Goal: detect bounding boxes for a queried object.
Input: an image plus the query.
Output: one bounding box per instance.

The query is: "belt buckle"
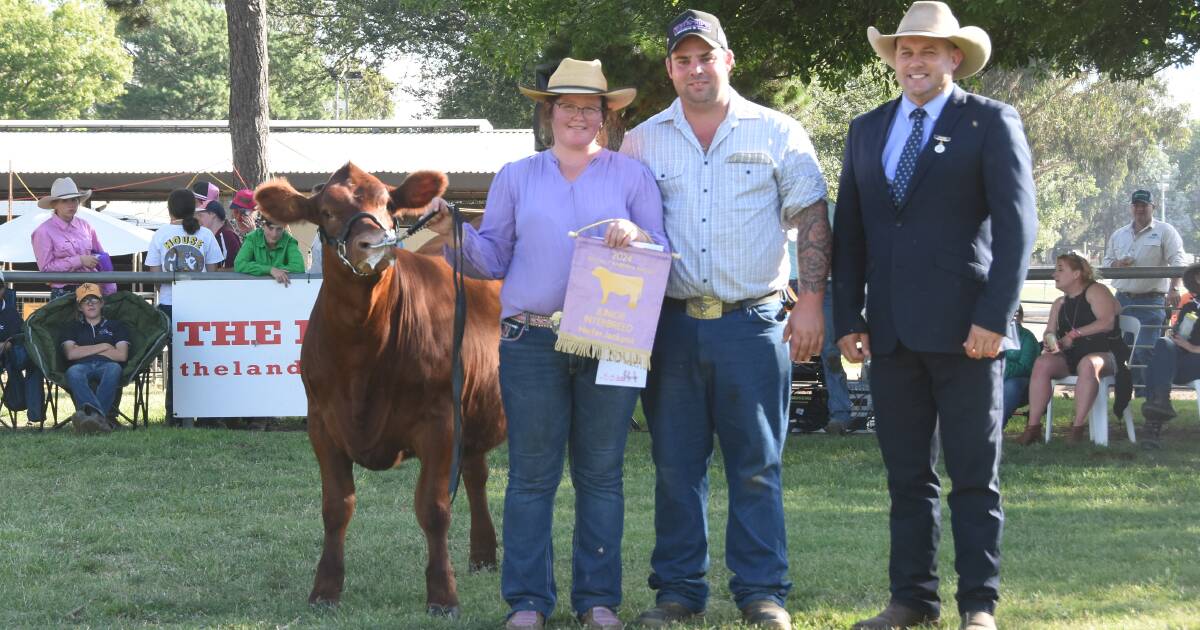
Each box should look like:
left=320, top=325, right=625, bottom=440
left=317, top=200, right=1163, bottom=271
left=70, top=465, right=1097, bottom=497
left=686, top=296, right=724, bottom=320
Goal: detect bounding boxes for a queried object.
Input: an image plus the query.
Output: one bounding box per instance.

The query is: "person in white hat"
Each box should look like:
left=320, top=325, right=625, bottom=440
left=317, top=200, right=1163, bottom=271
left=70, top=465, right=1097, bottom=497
left=831, top=3, right=1037, bottom=630
left=426, top=57, right=666, bottom=630
left=30, top=177, right=108, bottom=301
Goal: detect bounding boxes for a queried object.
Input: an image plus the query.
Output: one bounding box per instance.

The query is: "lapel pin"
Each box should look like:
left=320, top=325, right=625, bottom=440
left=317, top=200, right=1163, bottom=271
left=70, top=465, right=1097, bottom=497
left=933, top=135, right=951, bottom=154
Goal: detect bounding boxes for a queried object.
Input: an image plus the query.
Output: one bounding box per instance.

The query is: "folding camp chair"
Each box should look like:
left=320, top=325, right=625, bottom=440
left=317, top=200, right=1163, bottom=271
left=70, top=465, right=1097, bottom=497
left=25, top=291, right=169, bottom=429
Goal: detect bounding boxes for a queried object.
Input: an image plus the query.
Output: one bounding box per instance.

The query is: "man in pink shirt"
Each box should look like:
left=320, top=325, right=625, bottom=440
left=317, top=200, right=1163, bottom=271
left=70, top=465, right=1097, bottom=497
left=31, top=177, right=106, bottom=301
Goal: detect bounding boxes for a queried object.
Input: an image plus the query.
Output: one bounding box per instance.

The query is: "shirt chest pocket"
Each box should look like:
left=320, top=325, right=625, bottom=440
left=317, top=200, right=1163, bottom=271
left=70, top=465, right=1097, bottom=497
left=650, top=161, right=687, bottom=200
left=53, top=240, right=81, bottom=258
left=724, top=151, right=776, bottom=210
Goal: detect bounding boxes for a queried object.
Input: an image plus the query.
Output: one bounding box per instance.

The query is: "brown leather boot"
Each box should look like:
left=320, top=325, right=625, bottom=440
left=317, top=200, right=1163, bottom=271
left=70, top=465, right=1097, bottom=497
left=1014, top=423, right=1042, bottom=445
left=1067, top=424, right=1086, bottom=444
left=852, top=601, right=940, bottom=629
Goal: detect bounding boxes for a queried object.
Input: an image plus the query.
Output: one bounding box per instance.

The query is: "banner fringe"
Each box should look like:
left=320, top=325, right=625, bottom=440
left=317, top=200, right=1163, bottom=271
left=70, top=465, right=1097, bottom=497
left=554, top=333, right=651, bottom=370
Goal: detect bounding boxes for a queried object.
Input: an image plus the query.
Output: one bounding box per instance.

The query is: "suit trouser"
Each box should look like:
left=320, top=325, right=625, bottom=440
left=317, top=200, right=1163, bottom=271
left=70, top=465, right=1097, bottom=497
left=870, top=343, right=1003, bottom=616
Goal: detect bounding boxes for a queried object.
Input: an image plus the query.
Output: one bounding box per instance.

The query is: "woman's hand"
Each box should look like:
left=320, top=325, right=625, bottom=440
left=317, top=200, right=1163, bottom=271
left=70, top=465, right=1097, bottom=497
left=80, top=254, right=99, bottom=270
left=424, top=198, right=453, bottom=236
left=603, top=219, right=643, bottom=249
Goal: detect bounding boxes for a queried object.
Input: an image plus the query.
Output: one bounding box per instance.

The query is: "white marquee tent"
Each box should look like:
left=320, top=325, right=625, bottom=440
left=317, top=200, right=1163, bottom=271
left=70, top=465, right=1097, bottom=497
left=0, top=205, right=155, bottom=263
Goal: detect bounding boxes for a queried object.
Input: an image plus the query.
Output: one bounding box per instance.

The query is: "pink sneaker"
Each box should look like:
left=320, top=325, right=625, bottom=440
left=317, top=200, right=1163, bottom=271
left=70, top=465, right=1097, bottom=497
left=505, top=610, right=545, bottom=629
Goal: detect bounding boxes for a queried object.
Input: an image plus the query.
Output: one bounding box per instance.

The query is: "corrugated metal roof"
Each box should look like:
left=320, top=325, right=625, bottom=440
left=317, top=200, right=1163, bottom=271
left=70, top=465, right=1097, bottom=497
left=0, top=129, right=535, bottom=175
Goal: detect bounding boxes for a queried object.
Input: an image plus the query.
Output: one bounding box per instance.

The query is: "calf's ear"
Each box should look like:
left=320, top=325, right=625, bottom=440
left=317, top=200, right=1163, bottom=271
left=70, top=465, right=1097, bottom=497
left=389, top=170, right=448, bottom=216
left=255, top=178, right=318, bottom=224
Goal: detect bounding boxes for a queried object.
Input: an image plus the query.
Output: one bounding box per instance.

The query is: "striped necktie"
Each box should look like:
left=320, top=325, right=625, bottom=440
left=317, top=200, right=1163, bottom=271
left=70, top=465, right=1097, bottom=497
left=891, top=107, right=926, bottom=207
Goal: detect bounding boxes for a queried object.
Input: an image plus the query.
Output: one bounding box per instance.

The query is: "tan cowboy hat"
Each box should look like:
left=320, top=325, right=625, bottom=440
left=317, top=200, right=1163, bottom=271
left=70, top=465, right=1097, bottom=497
left=518, top=58, right=637, bottom=110
left=38, top=177, right=92, bottom=209
left=868, top=1, right=992, bottom=80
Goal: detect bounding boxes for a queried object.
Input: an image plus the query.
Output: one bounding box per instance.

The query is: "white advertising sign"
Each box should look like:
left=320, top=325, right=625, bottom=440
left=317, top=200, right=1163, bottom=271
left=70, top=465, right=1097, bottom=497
left=172, top=279, right=321, bottom=417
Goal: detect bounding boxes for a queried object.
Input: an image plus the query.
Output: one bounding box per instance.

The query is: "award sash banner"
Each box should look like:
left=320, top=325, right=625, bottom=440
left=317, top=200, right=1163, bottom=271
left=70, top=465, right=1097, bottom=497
left=555, top=237, right=671, bottom=369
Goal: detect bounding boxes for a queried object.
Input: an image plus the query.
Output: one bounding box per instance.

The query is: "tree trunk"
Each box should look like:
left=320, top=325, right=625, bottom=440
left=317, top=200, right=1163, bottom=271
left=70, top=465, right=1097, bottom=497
left=226, top=0, right=270, bottom=188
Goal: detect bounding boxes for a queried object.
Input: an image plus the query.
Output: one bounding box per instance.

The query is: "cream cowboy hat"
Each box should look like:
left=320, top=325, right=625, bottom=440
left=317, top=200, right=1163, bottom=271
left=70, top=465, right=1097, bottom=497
left=518, top=58, right=637, bottom=110
left=868, top=1, right=992, bottom=80
left=38, top=177, right=92, bottom=209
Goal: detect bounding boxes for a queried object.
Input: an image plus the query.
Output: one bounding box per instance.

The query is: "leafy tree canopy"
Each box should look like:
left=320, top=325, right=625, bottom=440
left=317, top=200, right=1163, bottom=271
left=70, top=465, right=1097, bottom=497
left=271, top=0, right=1200, bottom=127
left=100, top=0, right=393, bottom=119
left=0, top=0, right=132, bottom=119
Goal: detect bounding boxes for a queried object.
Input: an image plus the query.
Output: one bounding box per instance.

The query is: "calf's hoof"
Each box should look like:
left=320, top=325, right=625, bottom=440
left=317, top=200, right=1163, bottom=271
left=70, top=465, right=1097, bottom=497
left=428, top=604, right=461, bottom=618
left=308, top=589, right=341, bottom=607
left=469, top=558, right=498, bottom=573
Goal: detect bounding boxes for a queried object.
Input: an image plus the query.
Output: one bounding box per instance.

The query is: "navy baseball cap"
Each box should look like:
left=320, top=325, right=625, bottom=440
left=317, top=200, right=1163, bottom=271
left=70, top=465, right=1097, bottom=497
left=667, top=9, right=728, bottom=53
left=1131, top=189, right=1153, bottom=204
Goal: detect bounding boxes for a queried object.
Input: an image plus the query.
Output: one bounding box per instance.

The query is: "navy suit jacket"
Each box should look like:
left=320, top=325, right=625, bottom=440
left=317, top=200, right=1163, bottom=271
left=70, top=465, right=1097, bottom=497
left=832, top=86, right=1037, bottom=355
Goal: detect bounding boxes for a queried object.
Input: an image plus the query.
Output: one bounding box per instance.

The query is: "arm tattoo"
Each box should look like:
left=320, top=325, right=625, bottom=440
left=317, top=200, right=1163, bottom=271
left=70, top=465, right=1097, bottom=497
left=792, top=199, right=832, bottom=294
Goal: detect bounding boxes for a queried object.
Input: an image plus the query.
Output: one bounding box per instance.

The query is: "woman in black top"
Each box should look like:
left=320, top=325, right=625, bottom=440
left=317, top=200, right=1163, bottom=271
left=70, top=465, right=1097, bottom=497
left=1016, top=253, right=1118, bottom=445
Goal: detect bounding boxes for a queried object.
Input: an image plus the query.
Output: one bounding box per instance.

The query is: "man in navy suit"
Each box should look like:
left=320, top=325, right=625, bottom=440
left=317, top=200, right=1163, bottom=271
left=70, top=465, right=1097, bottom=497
left=832, top=3, right=1036, bottom=629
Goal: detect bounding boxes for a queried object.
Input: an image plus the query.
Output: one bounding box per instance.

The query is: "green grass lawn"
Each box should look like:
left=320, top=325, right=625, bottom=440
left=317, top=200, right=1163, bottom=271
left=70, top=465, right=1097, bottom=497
left=2, top=390, right=1198, bottom=629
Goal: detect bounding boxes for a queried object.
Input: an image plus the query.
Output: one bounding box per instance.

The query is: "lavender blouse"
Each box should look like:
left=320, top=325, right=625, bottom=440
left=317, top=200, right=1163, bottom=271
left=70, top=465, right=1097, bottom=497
left=450, top=148, right=666, bottom=319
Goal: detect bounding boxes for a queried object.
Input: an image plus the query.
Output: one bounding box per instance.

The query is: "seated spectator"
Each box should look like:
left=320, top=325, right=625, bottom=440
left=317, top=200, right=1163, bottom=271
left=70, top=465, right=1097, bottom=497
left=197, top=200, right=242, bottom=270
left=1002, top=305, right=1038, bottom=427
left=60, top=284, right=130, bottom=434
left=31, top=177, right=108, bottom=301
left=235, top=217, right=304, bottom=286
left=1017, top=253, right=1118, bottom=445
left=1139, top=262, right=1200, bottom=448
left=0, top=287, right=45, bottom=424
left=228, top=188, right=258, bottom=239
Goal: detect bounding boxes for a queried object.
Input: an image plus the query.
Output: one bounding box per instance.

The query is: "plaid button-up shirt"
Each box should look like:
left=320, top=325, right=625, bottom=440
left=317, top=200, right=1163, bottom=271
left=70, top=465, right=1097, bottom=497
left=621, top=90, right=826, bottom=302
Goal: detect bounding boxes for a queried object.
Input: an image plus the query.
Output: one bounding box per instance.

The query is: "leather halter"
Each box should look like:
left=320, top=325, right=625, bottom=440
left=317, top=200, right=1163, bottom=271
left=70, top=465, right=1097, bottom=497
left=318, top=211, right=397, bottom=277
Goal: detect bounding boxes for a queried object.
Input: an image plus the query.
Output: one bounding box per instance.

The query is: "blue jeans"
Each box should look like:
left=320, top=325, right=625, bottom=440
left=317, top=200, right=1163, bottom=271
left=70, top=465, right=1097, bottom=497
left=3, top=344, right=45, bottom=422
left=64, top=361, right=122, bottom=416
left=1144, top=336, right=1200, bottom=396
left=641, top=298, right=792, bottom=611
left=499, top=322, right=638, bottom=618
left=1001, top=376, right=1029, bottom=427
left=1116, top=293, right=1167, bottom=394
left=822, top=283, right=851, bottom=421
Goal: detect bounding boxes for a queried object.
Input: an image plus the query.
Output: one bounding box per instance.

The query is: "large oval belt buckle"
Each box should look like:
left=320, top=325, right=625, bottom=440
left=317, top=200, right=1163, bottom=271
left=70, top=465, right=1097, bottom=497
left=686, top=296, right=724, bottom=320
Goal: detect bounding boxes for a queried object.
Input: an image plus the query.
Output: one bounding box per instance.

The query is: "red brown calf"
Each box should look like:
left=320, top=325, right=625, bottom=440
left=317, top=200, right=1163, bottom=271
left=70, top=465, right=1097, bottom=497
left=255, top=163, right=506, bottom=616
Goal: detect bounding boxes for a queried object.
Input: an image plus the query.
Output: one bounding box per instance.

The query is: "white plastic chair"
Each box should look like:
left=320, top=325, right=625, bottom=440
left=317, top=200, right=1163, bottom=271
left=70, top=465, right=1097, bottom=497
left=1045, top=315, right=1139, bottom=446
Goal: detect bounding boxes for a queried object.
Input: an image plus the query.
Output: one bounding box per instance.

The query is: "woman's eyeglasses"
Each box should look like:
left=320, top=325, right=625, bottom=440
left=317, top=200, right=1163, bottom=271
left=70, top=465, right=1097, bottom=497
left=554, top=102, right=603, bottom=119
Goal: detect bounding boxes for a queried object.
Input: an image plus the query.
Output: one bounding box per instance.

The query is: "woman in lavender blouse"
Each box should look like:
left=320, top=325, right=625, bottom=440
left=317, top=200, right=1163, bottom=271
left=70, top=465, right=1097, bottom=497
left=429, top=58, right=665, bottom=630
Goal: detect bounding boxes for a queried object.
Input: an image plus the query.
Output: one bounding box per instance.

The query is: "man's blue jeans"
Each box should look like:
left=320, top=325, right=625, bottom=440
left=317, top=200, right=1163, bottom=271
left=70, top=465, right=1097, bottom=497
left=1144, top=336, right=1200, bottom=395
left=1002, top=376, right=1029, bottom=427
left=822, top=283, right=852, bottom=421
left=4, top=344, right=45, bottom=422
left=64, top=361, right=122, bottom=417
left=641, top=298, right=792, bottom=612
left=498, top=322, right=638, bottom=618
left=1116, top=293, right=1167, bottom=395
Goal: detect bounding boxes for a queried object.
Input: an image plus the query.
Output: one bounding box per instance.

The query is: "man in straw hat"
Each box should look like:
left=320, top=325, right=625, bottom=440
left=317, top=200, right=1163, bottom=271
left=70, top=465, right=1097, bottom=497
left=620, top=9, right=830, bottom=630
left=832, top=3, right=1036, bottom=629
